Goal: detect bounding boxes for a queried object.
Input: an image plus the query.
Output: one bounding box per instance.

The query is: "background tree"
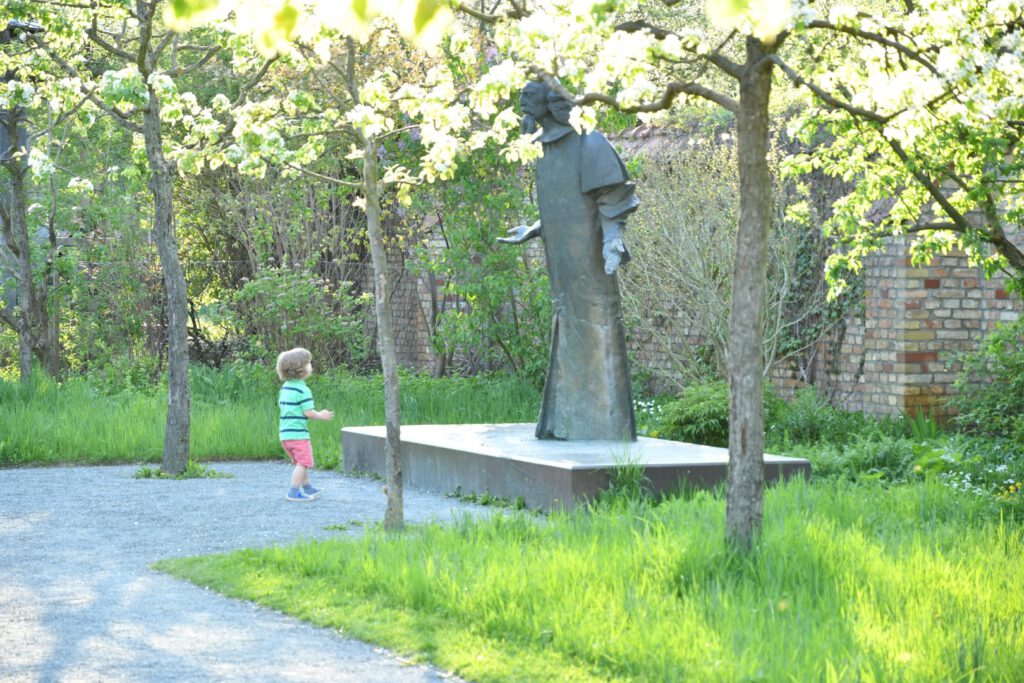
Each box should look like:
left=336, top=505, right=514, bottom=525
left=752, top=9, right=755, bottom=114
left=620, top=132, right=837, bottom=390
left=210, top=7, right=537, bottom=524
left=777, top=0, right=1024, bottom=295
left=409, top=127, right=549, bottom=379
left=22, top=0, right=236, bottom=473
left=0, top=17, right=87, bottom=382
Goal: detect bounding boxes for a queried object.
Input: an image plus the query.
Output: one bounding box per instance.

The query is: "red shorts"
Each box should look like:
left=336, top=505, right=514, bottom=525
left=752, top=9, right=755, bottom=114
left=281, top=439, right=314, bottom=468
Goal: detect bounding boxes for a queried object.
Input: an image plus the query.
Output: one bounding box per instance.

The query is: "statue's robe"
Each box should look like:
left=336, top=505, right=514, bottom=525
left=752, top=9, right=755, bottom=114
left=534, top=123, right=639, bottom=441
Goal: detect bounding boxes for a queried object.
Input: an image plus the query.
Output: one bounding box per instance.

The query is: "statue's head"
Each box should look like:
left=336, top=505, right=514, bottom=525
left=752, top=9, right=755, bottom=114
left=519, top=81, right=550, bottom=118
left=546, top=91, right=574, bottom=126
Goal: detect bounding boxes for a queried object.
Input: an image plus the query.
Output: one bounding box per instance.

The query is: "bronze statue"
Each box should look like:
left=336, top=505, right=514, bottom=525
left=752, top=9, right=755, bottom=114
left=500, top=81, right=639, bottom=441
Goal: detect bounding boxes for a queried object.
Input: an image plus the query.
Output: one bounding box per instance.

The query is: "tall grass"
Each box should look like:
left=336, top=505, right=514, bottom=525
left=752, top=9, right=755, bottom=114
left=0, top=369, right=539, bottom=466
left=159, top=479, right=1024, bottom=682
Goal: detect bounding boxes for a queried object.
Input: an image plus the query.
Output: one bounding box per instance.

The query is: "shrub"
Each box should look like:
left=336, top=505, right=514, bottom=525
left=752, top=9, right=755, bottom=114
left=786, top=434, right=922, bottom=483
left=951, top=317, right=1024, bottom=440
left=214, top=268, right=369, bottom=367
left=767, top=387, right=882, bottom=447
left=657, top=380, right=781, bottom=447
left=85, top=353, right=165, bottom=396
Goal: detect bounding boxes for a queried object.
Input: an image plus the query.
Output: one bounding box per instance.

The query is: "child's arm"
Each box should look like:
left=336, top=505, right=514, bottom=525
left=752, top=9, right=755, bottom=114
left=304, top=408, right=335, bottom=420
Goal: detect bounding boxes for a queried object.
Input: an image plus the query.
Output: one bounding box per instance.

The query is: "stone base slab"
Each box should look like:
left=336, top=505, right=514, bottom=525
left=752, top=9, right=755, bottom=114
left=341, top=423, right=811, bottom=511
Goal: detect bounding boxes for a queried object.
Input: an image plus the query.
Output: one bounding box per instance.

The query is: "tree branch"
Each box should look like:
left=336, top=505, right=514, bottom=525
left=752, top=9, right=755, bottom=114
left=771, top=55, right=888, bottom=123
left=32, top=38, right=145, bottom=133
left=805, top=19, right=940, bottom=78
left=168, top=44, right=221, bottom=78
left=86, top=18, right=135, bottom=62
left=135, top=1, right=157, bottom=73
left=0, top=304, right=15, bottom=329
left=285, top=162, right=362, bottom=188
left=579, top=79, right=738, bottom=114
left=232, top=56, right=278, bottom=108
left=615, top=21, right=743, bottom=80
left=452, top=0, right=530, bottom=22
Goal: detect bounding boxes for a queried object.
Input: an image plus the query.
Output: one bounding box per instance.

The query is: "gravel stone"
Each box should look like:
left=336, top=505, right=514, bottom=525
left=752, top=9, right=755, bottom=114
left=0, top=462, right=489, bottom=682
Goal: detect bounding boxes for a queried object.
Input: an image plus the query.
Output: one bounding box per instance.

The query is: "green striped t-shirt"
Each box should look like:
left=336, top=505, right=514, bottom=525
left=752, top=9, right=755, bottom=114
left=278, top=380, right=314, bottom=441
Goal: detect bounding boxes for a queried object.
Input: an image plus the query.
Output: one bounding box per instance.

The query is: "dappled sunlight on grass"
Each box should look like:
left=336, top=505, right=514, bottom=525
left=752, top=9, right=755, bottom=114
left=158, top=479, right=1024, bottom=681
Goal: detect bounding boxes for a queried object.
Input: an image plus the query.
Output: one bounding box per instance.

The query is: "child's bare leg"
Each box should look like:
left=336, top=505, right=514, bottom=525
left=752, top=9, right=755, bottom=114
left=291, top=465, right=307, bottom=489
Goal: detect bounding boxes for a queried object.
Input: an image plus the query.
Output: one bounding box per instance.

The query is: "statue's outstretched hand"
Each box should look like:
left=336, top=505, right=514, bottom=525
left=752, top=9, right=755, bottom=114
left=603, top=238, right=629, bottom=275
left=498, top=221, right=541, bottom=244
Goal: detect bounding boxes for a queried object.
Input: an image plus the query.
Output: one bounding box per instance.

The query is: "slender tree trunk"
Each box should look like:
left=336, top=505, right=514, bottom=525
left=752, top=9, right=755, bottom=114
left=363, top=136, right=404, bottom=528
left=142, top=81, right=191, bottom=475
left=726, top=37, right=774, bottom=551
left=3, top=109, right=38, bottom=383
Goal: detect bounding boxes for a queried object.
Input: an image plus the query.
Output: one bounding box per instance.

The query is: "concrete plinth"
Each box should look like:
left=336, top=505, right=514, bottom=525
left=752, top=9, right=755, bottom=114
left=341, top=423, right=811, bottom=511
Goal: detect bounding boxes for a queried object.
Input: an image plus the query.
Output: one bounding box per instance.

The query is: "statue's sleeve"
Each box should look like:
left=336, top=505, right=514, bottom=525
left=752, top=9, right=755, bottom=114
left=580, top=132, right=640, bottom=220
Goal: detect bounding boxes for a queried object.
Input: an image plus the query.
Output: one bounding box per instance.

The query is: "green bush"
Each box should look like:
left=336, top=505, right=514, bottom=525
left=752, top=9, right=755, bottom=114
left=657, top=380, right=781, bottom=447
left=85, top=353, right=165, bottom=396
left=951, top=317, right=1024, bottom=440
left=214, top=268, right=369, bottom=367
left=766, top=387, right=901, bottom=448
left=785, top=434, right=924, bottom=483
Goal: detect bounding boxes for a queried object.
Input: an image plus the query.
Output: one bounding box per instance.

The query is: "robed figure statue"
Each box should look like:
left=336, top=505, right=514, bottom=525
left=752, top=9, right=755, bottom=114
left=500, top=81, right=639, bottom=441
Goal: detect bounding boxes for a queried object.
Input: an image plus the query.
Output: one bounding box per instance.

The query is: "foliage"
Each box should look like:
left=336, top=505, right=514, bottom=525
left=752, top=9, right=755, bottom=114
left=215, top=267, right=369, bottom=367
left=766, top=386, right=901, bottom=448
left=656, top=380, right=782, bottom=447
left=85, top=353, right=166, bottom=397
left=950, top=317, right=1024, bottom=440
left=446, top=486, right=527, bottom=511
left=791, top=434, right=922, bottom=483
left=766, top=393, right=1024, bottom=518
left=784, top=0, right=1024, bottom=294
left=935, top=434, right=1024, bottom=518
left=159, top=478, right=1024, bottom=682
left=633, top=395, right=666, bottom=437
left=592, top=448, right=654, bottom=509
left=620, top=134, right=844, bottom=387
left=410, top=141, right=549, bottom=378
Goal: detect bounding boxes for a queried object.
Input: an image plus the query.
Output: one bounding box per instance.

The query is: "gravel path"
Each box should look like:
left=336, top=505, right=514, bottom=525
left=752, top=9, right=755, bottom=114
left=0, top=462, right=489, bottom=682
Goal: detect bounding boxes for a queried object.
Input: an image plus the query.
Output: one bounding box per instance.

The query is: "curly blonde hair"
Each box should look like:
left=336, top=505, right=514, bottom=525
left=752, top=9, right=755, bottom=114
left=276, top=347, right=312, bottom=381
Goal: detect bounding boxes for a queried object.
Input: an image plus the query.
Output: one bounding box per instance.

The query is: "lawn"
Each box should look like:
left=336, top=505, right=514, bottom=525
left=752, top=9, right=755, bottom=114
left=6, top=369, right=1023, bottom=680
left=157, top=478, right=1024, bottom=682
left=0, top=367, right=540, bottom=467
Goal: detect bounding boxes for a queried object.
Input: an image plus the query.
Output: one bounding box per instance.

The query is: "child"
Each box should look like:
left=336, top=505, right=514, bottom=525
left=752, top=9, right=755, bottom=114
left=276, top=347, right=334, bottom=502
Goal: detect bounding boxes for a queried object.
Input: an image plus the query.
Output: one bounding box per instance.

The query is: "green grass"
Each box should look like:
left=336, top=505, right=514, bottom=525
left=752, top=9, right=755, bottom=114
left=0, top=369, right=539, bottom=467
left=157, top=479, right=1024, bottom=682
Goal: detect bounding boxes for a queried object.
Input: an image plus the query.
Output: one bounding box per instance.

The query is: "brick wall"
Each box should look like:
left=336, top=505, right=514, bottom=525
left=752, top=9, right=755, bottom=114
left=772, top=236, right=1021, bottom=418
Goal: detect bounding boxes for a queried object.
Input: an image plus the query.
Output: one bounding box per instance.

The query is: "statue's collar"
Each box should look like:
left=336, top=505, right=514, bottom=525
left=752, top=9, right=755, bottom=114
left=535, top=123, right=575, bottom=144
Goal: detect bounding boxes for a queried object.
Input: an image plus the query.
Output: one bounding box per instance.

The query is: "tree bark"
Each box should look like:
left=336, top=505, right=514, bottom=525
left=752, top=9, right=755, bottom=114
left=2, top=109, right=41, bottom=383
left=138, top=16, right=190, bottom=475
left=726, top=37, right=774, bottom=552
left=363, top=136, right=404, bottom=529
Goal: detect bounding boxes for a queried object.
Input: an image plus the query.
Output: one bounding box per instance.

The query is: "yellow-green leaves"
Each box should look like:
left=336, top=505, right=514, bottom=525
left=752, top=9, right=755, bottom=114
left=706, top=0, right=793, bottom=44
left=165, top=0, right=455, bottom=52
left=165, top=0, right=226, bottom=31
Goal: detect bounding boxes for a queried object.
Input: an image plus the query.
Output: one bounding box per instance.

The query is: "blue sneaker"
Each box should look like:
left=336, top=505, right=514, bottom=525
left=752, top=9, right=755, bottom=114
left=285, top=489, right=315, bottom=502
left=302, top=485, right=321, bottom=499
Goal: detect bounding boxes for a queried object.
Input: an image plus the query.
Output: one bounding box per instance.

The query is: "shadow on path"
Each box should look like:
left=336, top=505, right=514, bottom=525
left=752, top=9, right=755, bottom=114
left=0, top=462, right=483, bottom=682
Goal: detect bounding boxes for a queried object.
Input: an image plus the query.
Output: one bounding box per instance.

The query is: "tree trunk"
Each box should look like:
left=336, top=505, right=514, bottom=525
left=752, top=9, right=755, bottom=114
left=364, top=136, right=404, bottom=529
left=2, top=109, right=38, bottom=383
left=142, top=82, right=191, bottom=475
left=726, top=37, right=774, bottom=551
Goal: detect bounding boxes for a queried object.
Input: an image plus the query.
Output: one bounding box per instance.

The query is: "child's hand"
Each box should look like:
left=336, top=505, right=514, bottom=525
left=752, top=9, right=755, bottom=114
left=320, top=409, right=335, bottom=420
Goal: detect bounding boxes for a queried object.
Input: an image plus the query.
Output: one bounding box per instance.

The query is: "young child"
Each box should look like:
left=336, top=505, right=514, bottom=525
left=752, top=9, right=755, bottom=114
left=276, top=347, right=334, bottom=502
